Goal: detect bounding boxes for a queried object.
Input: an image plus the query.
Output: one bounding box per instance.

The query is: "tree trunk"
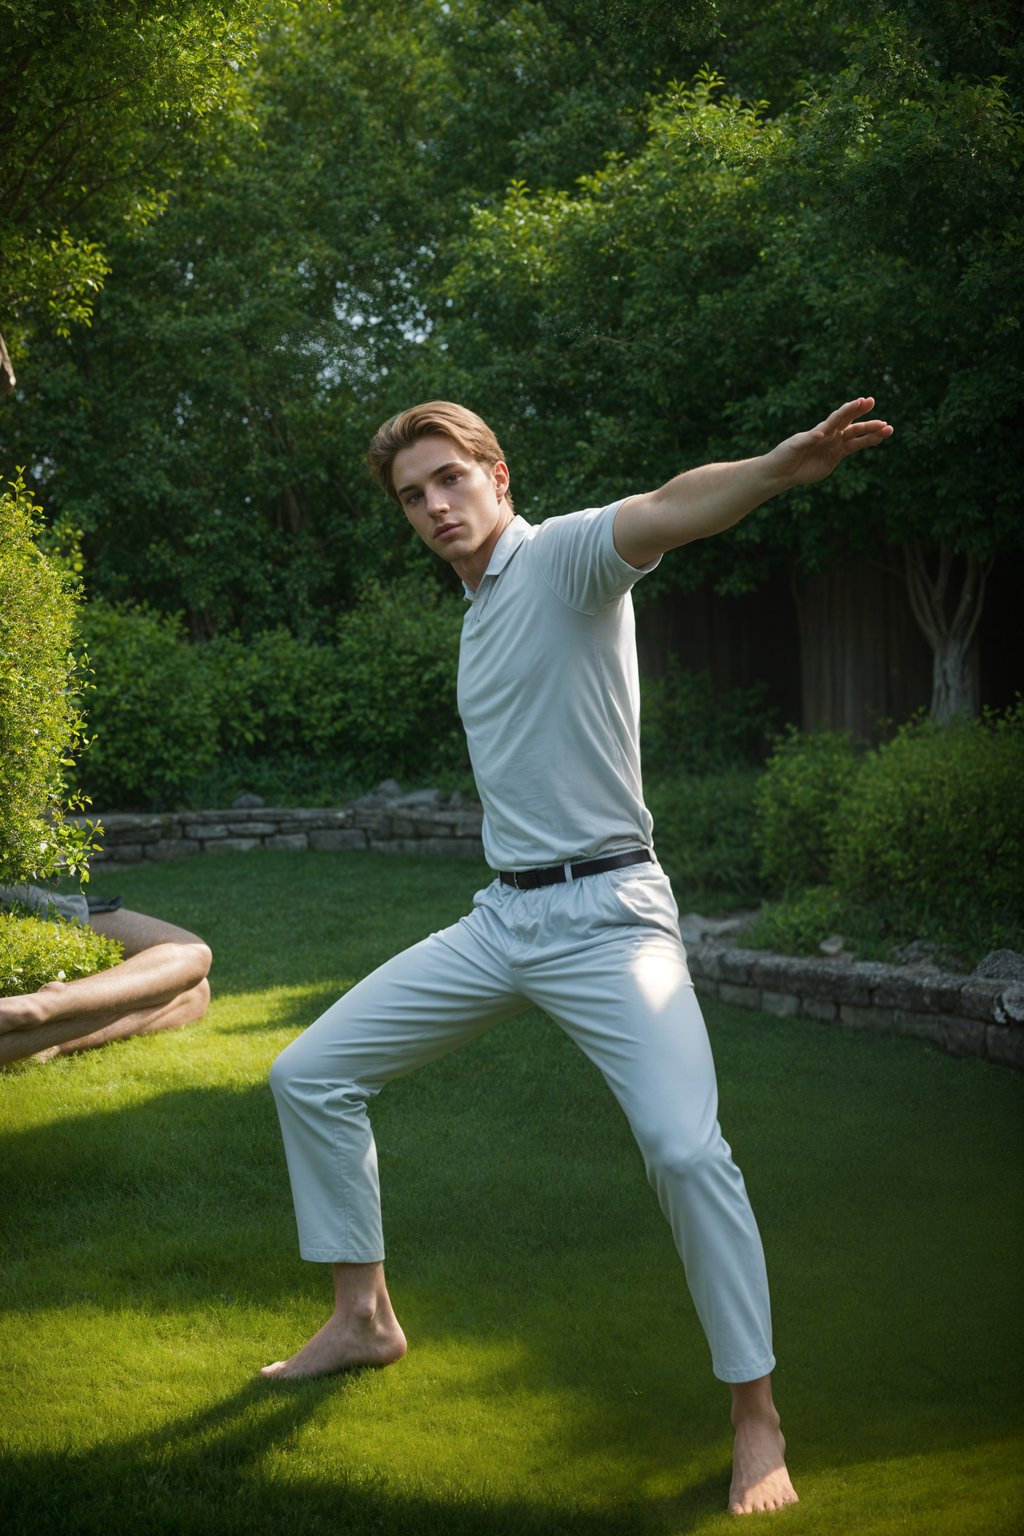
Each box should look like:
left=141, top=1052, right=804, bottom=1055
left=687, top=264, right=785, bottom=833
left=0, top=332, right=15, bottom=397
left=903, top=540, right=990, bottom=723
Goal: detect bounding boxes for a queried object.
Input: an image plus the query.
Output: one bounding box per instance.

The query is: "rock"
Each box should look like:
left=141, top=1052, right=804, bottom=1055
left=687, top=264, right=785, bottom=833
left=892, top=939, right=967, bottom=972
left=376, top=779, right=402, bottom=798
left=679, top=910, right=760, bottom=944
left=819, top=934, right=846, bottom=957
left=974, top=949, right=1024, bottom=983
left=395, top=788, right=440, bottom=807
left=232, top=793, right=265, bottom=809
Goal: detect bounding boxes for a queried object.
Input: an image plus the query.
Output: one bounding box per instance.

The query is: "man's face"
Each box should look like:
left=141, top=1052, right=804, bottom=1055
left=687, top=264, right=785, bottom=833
left=393, top=433, right=511, bottom=589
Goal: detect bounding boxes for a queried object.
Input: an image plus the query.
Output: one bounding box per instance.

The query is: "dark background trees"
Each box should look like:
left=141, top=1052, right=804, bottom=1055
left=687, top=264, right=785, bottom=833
left=1, top=0, right=1021, bottom=738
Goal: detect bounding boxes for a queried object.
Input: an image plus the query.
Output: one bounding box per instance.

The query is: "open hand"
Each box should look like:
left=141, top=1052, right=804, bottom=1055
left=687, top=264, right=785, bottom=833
left=767, top=397, right=893, bottom=487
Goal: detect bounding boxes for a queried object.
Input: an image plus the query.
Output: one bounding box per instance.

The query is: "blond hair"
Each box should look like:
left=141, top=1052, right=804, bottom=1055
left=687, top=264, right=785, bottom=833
left=366, top=401, right=514, bottom=512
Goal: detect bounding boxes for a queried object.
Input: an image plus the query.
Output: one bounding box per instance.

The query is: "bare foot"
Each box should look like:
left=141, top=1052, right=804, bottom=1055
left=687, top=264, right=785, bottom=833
left=260, top=1311, right=407, bottom=1380
left=728, top=1413, right=799, bottom=1515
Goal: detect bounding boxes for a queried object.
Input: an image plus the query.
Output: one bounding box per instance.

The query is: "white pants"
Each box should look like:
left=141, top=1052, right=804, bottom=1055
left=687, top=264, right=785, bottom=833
left=269, top=862, right=776, bottom=1382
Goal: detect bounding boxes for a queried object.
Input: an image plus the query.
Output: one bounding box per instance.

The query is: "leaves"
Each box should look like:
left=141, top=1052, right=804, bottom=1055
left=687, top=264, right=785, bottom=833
left=0, top=473, right=99, bottom=884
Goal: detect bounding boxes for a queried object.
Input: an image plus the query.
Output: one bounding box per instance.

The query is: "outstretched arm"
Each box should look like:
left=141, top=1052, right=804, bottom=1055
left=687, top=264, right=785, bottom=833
left=613, top=396, right=893, bottom=568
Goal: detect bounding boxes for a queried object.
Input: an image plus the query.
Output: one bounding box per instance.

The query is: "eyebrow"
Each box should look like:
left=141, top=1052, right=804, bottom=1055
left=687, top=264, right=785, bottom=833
left=396, top=460, right=463, bottom=499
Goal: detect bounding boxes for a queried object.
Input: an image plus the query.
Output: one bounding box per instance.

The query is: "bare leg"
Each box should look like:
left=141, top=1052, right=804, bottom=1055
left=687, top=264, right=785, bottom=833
left=27, top=978, right=211, bottom=1062
left=261, top=1262, right=408, bottom=1380
left=0, top=910, right=212, bottom=1065
left=728, top=1375, right=799, bottom=1515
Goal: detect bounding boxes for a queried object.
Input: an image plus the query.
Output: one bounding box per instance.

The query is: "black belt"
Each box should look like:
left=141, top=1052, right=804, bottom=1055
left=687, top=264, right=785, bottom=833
left=499, top=848, right=653, bottom=891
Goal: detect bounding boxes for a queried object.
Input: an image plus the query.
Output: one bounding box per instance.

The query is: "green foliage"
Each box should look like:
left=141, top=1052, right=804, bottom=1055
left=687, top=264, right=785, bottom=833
left=0, top=473, right=98, bottom=884
left=748, top=707, right=1024, bottom=960
left=0, top=908, right=123, bottom=996
left=78, top=603, right=221, bottom=811
left=746, top=885, right=852, bottom=957
left=434, top=8, right=1023, bottom=596
left=332, top=577, right=467, bottom=785
left=754, top=727, right=860, bottom=893
left=77, top=580, right=466, bottom=810
left=0, top=0, right=271, bottom=358
left=205, top=628, right=344, bottom=761
left=830, top=706, right=1024, bottom=956
left=641, top=663, right=778, bottom=778
left=647, top=770, right=762, bottom=901
left=2, top=1, right=1019, bottom=639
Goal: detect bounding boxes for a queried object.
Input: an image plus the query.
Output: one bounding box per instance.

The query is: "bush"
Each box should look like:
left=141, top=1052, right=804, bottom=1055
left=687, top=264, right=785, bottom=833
left=331, top=576, right=466, bottom=785
left=210, top=627, right=345, bottom=762
left=647, top=770, right=762, bottom=903
left=641, top=662, right=778, bottom=778
left=754, top=727, right=861, bottom=893
left=830, top=705, right=1024, bottom=957
left=78, top=602, right=221, bottom=810
left=746, top=886, right=845, bottom=956
left=0, top=472, right=97, bottom=883
left=0, top=908, right=123, bottom=996
left=78, top=579, right=468, bottom=810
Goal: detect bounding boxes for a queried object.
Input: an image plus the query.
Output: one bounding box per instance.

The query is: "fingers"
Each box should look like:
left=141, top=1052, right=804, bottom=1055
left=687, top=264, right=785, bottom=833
left=820, top=396, right=892, bottom=449
left=822, top=396, right=874, bottom=431
left=842, top=421, right=894, bottom=453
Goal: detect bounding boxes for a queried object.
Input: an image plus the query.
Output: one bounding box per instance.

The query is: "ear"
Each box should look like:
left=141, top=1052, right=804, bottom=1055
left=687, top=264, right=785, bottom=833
left=493, top=459, right=510, bottom=502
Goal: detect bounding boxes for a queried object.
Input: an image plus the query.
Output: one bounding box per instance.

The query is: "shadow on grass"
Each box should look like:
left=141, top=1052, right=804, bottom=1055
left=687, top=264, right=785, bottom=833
left=3, top=1058, right=1022, bottom=1494
left=5, top=847, right=1024, bottom=1532
left=1, top=1373, right=720, bottom=1536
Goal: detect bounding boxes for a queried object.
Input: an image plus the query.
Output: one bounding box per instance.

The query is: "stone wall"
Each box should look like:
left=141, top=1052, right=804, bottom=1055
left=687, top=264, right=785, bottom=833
left=81, top=792, right=486, bottom=867
left=687, top=941, right=1024, bottom=1070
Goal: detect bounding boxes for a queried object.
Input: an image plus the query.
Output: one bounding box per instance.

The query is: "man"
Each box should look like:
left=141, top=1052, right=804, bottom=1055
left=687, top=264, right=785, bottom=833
left=262, top=396, right=892, bottom=1515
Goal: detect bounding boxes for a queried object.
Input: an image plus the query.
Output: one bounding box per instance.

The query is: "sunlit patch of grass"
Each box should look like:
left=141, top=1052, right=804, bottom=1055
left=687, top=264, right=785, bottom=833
left=2, top=851, right=1022, bottom=1535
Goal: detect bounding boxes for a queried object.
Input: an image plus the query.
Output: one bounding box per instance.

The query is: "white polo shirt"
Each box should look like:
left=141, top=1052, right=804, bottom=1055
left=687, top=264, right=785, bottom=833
left=458, top=503, right=659, bottom=871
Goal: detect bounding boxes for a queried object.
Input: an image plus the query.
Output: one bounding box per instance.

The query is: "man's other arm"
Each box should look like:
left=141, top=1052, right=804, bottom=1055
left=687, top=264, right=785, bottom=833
left=613, top=396, right=893, bottom=569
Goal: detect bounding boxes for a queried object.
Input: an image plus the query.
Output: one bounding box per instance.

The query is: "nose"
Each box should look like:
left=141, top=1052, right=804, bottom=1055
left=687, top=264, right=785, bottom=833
left=425, top=486, right=449, bottom=518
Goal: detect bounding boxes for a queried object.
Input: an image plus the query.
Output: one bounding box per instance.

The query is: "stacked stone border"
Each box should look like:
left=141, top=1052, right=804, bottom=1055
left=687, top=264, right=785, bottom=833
left=82, top=796, right=486, bottom=866
left=80, top=805, right=1023, bottom=1070
left=686, top=941, right=1024, bottom=1071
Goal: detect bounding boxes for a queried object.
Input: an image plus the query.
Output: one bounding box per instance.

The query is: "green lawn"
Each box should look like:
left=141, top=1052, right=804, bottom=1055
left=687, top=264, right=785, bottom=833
left=2, top=850, right=1022, bottom=1535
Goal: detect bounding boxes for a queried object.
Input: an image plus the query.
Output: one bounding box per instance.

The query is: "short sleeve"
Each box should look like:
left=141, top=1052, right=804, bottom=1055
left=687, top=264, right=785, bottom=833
left=530, top=502, right=660, bottom=613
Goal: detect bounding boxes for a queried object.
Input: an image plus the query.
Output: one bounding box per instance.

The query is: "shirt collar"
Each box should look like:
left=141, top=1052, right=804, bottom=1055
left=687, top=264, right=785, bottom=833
left=462, top=515, right=531, bottom=599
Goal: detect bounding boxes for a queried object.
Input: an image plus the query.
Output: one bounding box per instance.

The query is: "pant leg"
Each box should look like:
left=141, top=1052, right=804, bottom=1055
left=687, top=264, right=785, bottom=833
left=269, top=906, right=525, bottom=1262
left=502, top=866, right=776, bottom=1383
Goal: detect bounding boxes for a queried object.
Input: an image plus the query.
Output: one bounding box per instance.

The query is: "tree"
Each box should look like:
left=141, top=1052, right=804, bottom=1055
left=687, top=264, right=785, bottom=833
left=429, top=5, right=1023, bottom=719
left=0, top=0, right=723, bottom=630
left=0, top=0, right=269, bottom=373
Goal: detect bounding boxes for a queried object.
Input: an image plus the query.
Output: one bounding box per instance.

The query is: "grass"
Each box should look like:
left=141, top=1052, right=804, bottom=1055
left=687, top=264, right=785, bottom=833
left=1, top=849, right=1022, bottom=1536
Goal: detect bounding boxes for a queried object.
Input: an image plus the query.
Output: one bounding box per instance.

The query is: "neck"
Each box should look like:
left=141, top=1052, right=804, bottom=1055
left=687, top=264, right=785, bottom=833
left=456, top=509, right=515, bottom=591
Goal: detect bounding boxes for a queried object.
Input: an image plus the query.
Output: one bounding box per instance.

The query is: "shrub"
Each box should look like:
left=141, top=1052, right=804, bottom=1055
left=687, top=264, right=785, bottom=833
left=78, top=579, right=468, bottom=810
left=647, top=770, right=762, bottom=902
left=332, top=576, right=467, bottom=785
left=0, top=472, right=97, bottom=883
left=747, top=886, right=852, bottom=957
left=0, top=908, right=123, bottom=996
left=754, top=727, right=861, bottom=893
left=830, top=705, right=1024, bottom=956
left=78, top=602, right=220, bottom=809
left=202, top=627, right=348, bottom=764
left=641, top=662, right=778, bottom=778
